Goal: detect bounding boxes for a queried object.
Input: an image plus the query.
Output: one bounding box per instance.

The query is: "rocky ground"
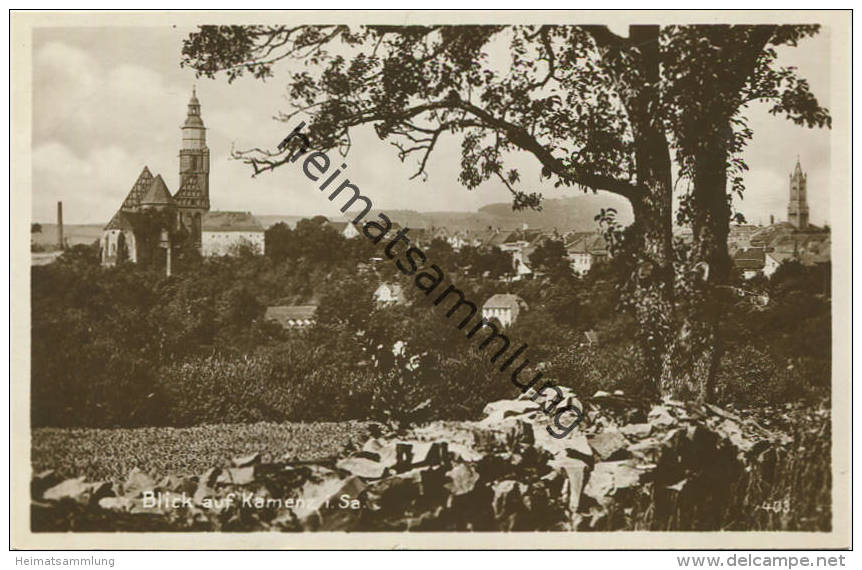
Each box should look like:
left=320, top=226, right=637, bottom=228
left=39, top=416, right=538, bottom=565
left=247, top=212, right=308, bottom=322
left=31, top=389, right=830, bottom=532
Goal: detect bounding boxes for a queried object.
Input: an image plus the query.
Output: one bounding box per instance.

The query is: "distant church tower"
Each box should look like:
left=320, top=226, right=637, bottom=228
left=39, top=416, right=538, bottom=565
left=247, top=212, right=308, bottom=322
left=173, top=87, right=211, bottom=246
left=787, top=157, right=809, bottom=230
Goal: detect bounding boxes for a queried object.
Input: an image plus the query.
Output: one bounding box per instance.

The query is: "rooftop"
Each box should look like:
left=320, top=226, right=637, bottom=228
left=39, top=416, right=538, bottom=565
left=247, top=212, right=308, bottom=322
left=264, top=305, right=318, bottom=327
left=202, top=211, right=264, bottom=232
left=483, top=293, right=527, bottom=310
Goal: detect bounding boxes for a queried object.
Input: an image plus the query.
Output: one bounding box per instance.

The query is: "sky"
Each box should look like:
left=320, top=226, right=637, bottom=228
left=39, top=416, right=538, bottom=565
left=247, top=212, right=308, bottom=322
left=31, top=25, right=833, bottom=226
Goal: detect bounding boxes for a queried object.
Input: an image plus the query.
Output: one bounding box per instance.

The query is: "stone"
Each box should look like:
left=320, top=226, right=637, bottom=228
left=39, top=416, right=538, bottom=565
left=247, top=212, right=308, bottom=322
left=216, top=466, right=256, bottom=485
left=125, top=467, right=156, bottom=497
left=362, top=439, right=399, bottom=468
left=43, top=477, right=88, bottom=502
left=43, top=477, right=111, bottom=505
left=583, top=460, right=642, bottom=502
left=648, top=405, right=677, bottom=428
left=620, top=422, right=653, bottom=439
left=231, top=452, right=261, bottom=467
left=199, top=467, right=221, bottom=488
left=713, top=418, right=755, bottom=452
left=608, top=461, right=641, bottom=490
left=31, top=469, right=61, bottom=499
left=533, top=428, right=592, bottom=461
left=587, top=430, right=629, bottom=460
left=396, top=442, right=419, bottom=471
left=193, top=483, right=214, bottom=506
left=505, top=420, right=535, bottom=448
left=98, top=496, right=138, bottom=513
left=193, top=469, right=221, bottom=505
left=593, top=390, right=611, bottom=398
left=565, top=434, right=594, bottom=461
left=583, top=465, right=614, bottom=502
left=157, top=474, right=196, bottom=495
left=627, top=438, right=664, bottom=463
left=336, top=456, right=388, bottom=479
left=445, top=463, right=479, bottom=496
left=448, top=442, right=483, bottom=462
left=423, top=442, right=451, bottom=467
left=366, top=468, right=424, bottom=512
left=482, top=399, right=540, bottom=422
left=705, top=403, right=743, bottom=423
left=548, top=456, right=588, bottom=513
left=296, top=475, right=367, bottom=530
left=492, top=480, right=529, bottom=529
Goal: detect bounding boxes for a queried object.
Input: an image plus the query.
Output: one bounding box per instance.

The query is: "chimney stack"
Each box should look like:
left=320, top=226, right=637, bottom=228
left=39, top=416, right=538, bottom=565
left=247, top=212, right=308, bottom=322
left=770, top=214, right=775, bottom=226
left=57, top=201, right=64, bottom=250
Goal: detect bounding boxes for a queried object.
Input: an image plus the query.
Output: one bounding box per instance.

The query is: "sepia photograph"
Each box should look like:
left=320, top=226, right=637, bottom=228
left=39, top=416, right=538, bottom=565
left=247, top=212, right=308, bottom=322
left=10, top=9, right=851, bottom=550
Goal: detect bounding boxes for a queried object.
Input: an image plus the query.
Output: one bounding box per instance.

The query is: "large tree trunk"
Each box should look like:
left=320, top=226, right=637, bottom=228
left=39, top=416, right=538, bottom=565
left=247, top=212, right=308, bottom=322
left=660, top=128, right=732, bottom=402
left=620, top=25, right=677, bottom=398
left=656, top=28, right=777, bottom=402
left=628, top=152, right=675, bottom=398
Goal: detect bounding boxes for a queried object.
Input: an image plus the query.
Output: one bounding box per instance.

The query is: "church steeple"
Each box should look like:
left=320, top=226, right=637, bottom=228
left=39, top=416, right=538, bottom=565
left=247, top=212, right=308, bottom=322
left=788, top=156, right=809, bottom=230
left=184, top=86, right=204, bottom=128
left=175, top=87, right=210, bottom=246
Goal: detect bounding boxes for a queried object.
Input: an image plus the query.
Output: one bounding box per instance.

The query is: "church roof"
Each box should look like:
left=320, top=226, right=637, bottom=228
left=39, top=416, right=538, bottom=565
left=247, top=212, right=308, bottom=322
left=104, top=210, right=135, bottom=231
left=184, top=88, right=205, bottom=128
left=140, top=174, right=174, bottom=206
left=173, top=175, right=210, bottom=210
left=120, top=166, right=154, bottom=210
left=793, top=158, right=804, bottom=176
left=202, top=211, right=264, bottom=232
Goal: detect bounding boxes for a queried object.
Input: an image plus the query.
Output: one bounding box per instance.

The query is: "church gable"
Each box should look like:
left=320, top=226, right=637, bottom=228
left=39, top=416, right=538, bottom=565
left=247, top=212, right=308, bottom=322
left=104, top=210, right=133, bottom=231
left=121, top=166, right=154, bottom=211
left=173, top=175, right=210, bottom=210
left=140, top=174, right=175, bottom=207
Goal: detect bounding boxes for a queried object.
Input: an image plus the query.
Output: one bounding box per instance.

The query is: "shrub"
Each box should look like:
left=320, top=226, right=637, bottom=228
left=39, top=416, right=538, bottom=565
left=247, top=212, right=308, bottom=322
left=546, top=344, right=651, bottom=398
left=714, top=346, right=828, bottom=408
left=157, top=355, right=291, bottom=426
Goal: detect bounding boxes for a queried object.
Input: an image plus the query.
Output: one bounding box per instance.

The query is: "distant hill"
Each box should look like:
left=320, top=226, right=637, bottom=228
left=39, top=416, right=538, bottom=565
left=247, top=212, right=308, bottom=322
left=36, top=194, right=633, bottom=247
left=254, top=215, right=308, bottom=229
left=474, top=194, right=633, bottom=232
left=258, top=194, right=633, bottom=233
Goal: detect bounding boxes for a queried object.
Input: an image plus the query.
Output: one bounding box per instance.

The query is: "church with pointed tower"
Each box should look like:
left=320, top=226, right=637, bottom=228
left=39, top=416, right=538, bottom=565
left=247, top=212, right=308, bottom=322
left=787, top=157, right=810, bottom=230
left=100, top=89, right=264, bottom=267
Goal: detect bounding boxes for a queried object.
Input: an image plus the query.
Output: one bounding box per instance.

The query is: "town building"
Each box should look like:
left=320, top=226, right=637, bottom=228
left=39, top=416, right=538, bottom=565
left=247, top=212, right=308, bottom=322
left=201, top=211, right=265, bottom=256
left=763, top=251, right=794, bottom=278
left=327, top=221, right=361, bottom=239
left=264, top=305, right=318, bottom=328
left=481, top=293, right=528, bottom=327
left=733, top=247, right=767, bottom=279
left=565, top=233, right=609, bottom=275
left=373, top=282, right=407, bottom=306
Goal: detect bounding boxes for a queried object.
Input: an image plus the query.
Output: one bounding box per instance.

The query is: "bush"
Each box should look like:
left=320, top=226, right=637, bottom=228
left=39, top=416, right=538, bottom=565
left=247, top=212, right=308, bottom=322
left=546, top=344, right=651, bottom=398
left=714, top=346, right=827, bottom=408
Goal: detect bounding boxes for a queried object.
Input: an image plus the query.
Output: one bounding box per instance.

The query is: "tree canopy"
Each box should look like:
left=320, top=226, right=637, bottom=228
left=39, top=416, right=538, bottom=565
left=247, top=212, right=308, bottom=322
left=182, top=23, right=830, bottom=400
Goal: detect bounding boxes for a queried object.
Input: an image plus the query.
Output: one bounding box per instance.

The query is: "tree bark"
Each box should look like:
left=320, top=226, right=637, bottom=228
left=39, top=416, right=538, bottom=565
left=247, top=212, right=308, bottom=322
left=619, top=25, right=677, bottom=397
left=660, top=127, right=732, bottom=402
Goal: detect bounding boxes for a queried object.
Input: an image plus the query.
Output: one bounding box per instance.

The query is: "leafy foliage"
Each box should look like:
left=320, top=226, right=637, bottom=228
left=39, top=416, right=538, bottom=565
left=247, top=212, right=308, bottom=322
left=32, top=215, right=829, bottom=428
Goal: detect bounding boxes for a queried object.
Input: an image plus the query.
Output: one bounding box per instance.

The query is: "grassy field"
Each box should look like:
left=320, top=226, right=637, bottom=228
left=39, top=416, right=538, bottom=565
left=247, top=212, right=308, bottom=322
left=32, top=421, right=373, bottom=481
